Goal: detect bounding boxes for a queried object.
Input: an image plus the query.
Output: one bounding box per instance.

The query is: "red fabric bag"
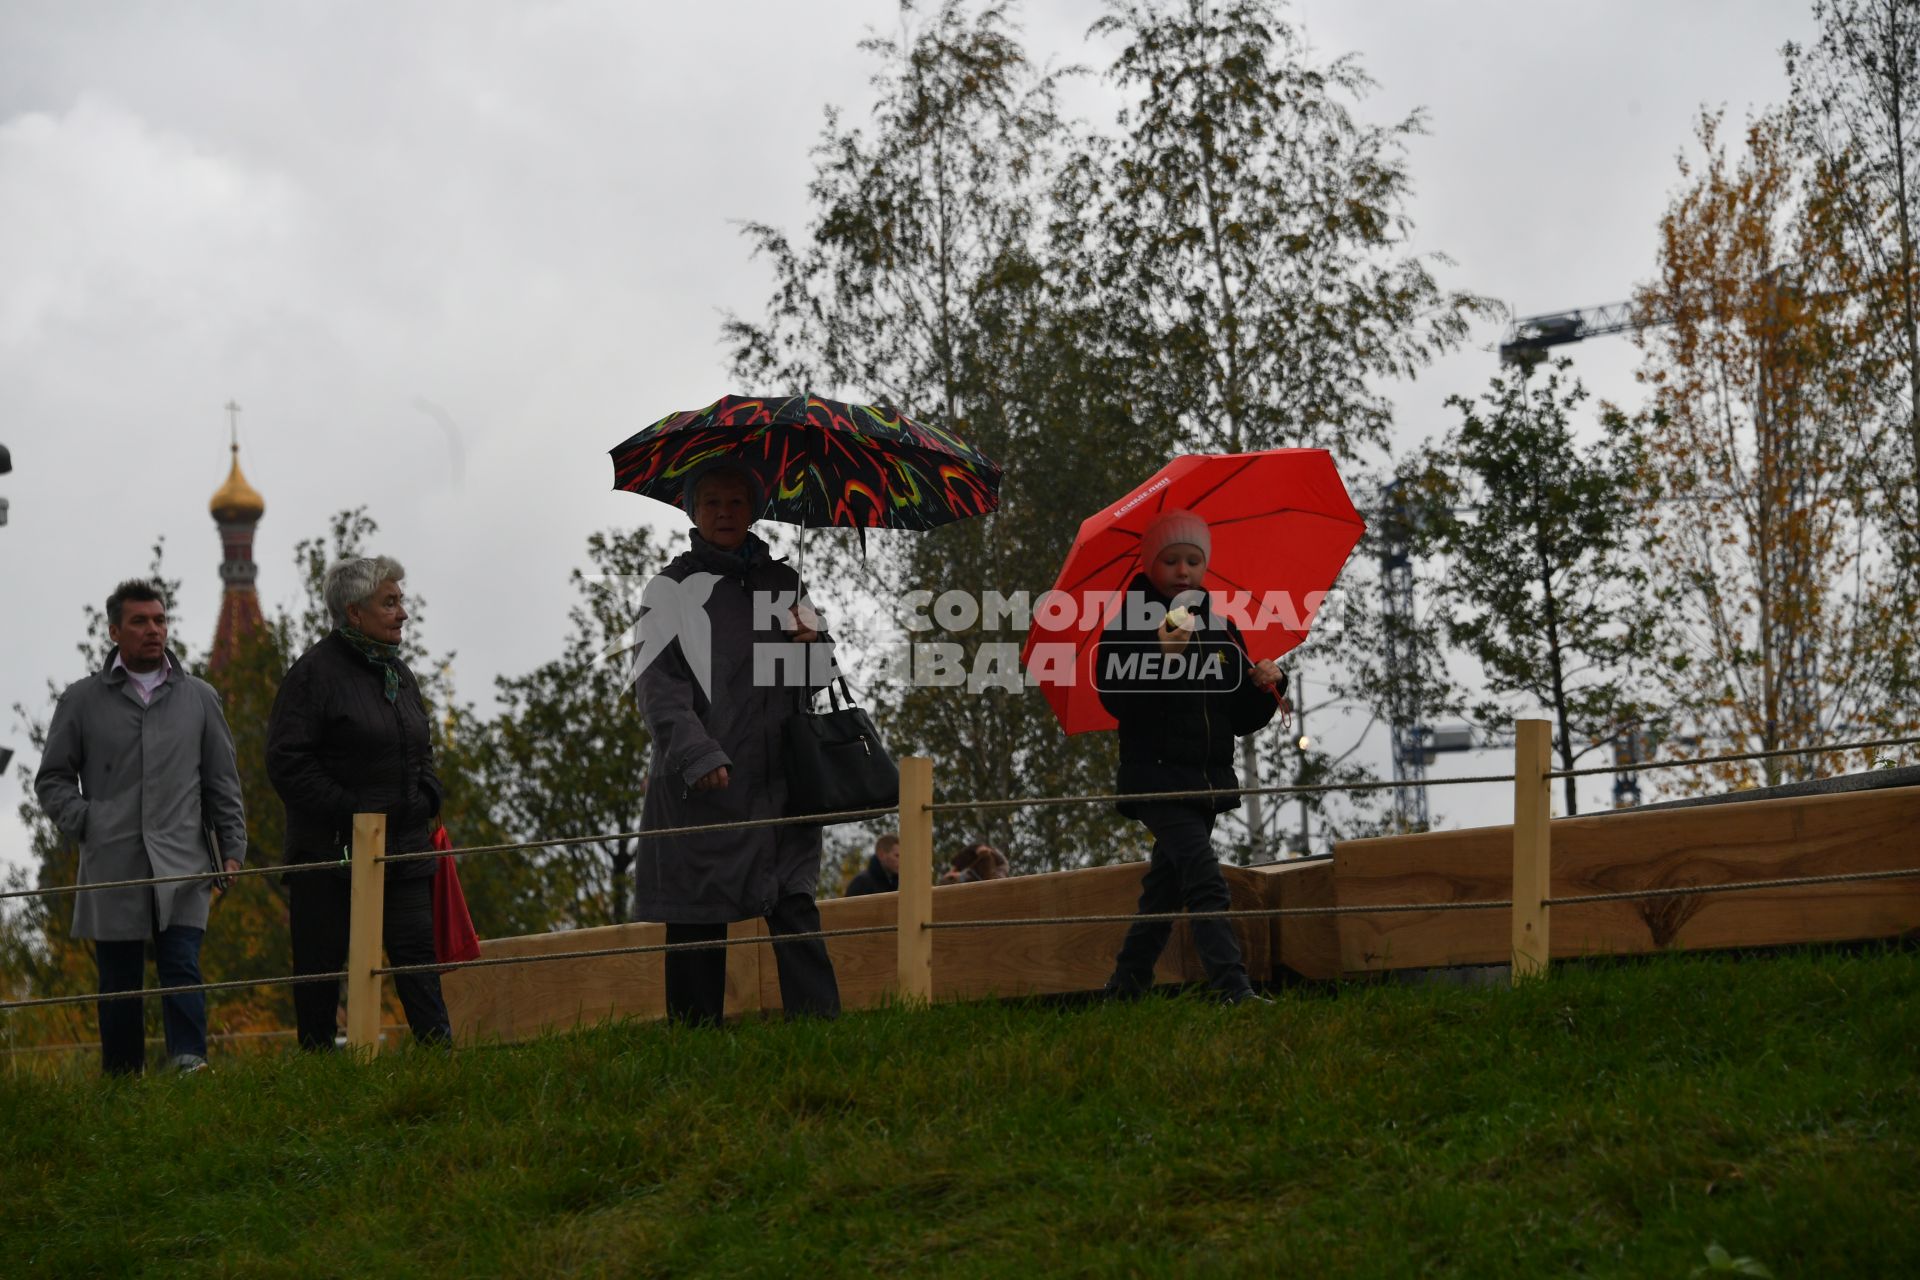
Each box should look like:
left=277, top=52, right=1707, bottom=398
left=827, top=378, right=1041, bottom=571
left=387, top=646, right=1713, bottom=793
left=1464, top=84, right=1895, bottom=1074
left=431, top=825, right=482, bottom=964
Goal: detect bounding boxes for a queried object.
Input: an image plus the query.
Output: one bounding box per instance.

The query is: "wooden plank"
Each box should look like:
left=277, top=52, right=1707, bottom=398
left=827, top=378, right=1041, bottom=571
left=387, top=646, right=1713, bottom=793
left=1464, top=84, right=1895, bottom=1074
left=737, top=859, right=1273, bottom=1016
left=802, top=892, right=899, bottom=1013
left=1512, top=719, right=1552, bottom=982
left=1331, top=785, right=1920, bottom=973
left=344, top=813, right=387, bottom=1055
left=930, top=866, right=1139, bottom=1003
left=896, top=756, right=935, bottom=1002
left=724, top=917, right=764, bottom=1019
left=1245, top=859, right=1340, bottom=981
left=448, top=783, right=1920, bottom=1043
left=774, top=861, right=1272, bottom=1012
left=442, top=921, right=666, bottom=1042
left=450, top=857, right=1266, bottom=1037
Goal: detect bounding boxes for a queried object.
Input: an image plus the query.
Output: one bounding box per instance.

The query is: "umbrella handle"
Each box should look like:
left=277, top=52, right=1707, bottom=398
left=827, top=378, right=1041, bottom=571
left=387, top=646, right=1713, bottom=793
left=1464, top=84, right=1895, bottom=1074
left=1248, top=661, right=1293, bottom=726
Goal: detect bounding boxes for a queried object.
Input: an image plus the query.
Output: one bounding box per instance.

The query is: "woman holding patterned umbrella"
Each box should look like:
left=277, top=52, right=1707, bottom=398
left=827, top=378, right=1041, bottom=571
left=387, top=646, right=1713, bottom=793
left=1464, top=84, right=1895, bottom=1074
left=630, top=458, right=841, bottom=1024
left=612, top=393, right=1002, bottom=1024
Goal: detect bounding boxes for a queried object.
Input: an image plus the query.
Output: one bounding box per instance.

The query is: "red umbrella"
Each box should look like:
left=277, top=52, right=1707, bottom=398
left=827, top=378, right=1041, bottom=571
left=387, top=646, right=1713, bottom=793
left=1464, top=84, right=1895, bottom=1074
left=1021, top=450, right=1366, bottom=736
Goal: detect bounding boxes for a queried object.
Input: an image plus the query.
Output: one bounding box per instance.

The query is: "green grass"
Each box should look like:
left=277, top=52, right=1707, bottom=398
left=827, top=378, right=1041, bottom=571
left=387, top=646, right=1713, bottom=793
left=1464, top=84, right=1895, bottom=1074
left=4, top=947, right=1917, bottom=1278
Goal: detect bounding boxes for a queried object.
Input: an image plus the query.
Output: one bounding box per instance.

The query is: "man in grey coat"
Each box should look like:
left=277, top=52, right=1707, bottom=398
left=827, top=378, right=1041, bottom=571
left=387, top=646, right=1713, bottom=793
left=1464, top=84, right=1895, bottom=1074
left=34, top=579, right=247, bottom=1075
left=633, top=459, right=841, bottom=1025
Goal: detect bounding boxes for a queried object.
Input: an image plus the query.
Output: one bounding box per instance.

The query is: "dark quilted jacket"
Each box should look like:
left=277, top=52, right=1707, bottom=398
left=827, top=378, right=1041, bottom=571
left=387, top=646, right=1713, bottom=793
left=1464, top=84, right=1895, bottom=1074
left=1095, top=574, right=1282, bottom=817
left=266, top=632, right=444, bottom=878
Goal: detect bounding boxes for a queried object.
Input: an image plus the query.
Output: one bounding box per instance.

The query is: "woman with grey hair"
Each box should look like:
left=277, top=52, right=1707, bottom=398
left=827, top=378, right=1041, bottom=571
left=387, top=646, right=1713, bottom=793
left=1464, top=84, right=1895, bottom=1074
left=267, top=555, right=452, bottom=1049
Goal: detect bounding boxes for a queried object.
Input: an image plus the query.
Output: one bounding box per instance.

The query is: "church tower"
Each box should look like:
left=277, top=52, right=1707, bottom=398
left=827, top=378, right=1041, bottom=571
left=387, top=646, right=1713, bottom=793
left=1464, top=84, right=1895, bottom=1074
left=208, top=401, right=265, bottom=674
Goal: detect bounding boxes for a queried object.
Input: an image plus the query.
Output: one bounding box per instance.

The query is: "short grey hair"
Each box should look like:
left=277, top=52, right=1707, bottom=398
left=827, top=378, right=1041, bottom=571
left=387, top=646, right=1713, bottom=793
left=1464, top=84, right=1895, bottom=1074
left=324, top=555, right=406, bottom=628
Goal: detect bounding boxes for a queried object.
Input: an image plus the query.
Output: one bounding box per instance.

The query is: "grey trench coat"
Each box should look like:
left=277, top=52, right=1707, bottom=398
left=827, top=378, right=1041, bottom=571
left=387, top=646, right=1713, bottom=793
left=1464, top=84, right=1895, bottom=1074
left=633, top=533, right=834, bottom=924
left=34, top=653, right=248, bottom=940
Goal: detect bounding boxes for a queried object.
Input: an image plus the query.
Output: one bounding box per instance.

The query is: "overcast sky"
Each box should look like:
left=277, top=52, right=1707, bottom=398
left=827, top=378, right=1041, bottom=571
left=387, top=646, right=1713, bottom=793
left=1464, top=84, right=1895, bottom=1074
left=0, top=0, right=1816, bottom=875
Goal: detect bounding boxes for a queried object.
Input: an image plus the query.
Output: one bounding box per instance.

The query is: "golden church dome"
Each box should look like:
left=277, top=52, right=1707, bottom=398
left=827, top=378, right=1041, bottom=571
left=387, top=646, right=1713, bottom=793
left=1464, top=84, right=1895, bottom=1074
left=209, top=445, right=266, bottom=522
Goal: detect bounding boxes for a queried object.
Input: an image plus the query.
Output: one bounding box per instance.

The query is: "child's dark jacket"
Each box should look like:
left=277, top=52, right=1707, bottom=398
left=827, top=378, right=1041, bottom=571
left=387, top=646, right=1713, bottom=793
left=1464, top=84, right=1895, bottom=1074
left=1095, top=573, right=1282, bottom=818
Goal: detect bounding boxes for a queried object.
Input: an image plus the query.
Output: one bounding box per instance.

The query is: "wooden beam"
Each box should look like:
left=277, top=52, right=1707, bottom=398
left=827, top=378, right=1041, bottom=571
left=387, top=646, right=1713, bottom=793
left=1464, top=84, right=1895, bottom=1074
left=344, top=813, right=387, bottom=1055
left=439, top=784, right=1920, bottom=1043
left=447, top=861, right=1279, bottom=1040
left=442, top=920, right=667, bottom=1042
left=1331, top=786, right=1920, bottom=972
left=725, top=917, right=765, bottom=1020
left=1512, top=719, right=1552, bottom=983
left=896, top=756, right=934, bottom=1003
left=1246, top=859, right=1340, bottom=981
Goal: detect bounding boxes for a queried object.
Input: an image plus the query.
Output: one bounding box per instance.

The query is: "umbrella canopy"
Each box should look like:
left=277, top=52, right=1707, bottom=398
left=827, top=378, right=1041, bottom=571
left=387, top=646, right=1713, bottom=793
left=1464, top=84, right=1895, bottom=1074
left=609, top=393, right=1002, bottom=531
left=1021, top=450, right=1367, bottom=736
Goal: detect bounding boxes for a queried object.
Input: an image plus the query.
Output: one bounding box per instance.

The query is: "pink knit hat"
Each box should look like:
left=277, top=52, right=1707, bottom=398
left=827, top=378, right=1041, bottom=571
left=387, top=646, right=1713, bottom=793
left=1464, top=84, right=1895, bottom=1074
left=1139, top=509, right=1211, bottom=566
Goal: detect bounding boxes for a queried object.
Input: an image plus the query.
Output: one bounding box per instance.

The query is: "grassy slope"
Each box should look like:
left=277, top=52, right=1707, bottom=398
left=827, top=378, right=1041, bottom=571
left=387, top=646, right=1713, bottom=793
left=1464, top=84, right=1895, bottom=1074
left=3, top=948, right=1916, bottom=1279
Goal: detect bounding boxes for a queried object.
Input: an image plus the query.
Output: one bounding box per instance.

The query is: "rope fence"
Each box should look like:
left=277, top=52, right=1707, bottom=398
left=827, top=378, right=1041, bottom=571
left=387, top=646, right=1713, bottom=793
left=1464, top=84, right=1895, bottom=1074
left=922, top=901, right=1515, bottom=930
left=4, top=1025, right=410, bottom=1058
left=373, top=924, right=899, bottom=979
left=6, top=730, right=1910, bottom=905
left=924, top=771, right=1520, bottom=816
left=0, top=856, right=344, bottom=903
left=376, top=805, right=900, bottom=868
left=0, top=971, right=347, bottom=1015
left=1546, top=732, right=1920, bottom=781
left=3, top=723, right=1913, bottom=1051
left=1541, top=865, right=1920, bottom=907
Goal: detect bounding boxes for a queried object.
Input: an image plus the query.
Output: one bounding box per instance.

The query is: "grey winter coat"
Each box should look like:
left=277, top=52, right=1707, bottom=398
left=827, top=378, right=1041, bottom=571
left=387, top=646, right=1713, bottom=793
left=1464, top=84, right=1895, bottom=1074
left=34, top=652, right=248, bottom=940
left=633, top=531, right=834, bottom=924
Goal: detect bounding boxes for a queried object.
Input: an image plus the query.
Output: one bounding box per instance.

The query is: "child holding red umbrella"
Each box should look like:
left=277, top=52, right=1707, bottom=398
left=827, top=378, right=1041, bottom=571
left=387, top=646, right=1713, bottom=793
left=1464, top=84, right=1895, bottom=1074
left=1094, top=509, right=1287, bottom=1004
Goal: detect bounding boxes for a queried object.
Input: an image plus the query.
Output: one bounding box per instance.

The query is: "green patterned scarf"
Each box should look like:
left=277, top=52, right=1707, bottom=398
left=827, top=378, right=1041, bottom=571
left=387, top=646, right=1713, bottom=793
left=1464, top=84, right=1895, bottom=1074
left=338, top=626, right=402, bottom=703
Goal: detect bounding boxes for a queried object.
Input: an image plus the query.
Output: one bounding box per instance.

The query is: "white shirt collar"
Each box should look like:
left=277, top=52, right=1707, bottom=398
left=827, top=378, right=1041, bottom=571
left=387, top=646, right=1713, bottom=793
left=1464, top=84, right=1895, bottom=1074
left=111, top=650, right=173, bottom=681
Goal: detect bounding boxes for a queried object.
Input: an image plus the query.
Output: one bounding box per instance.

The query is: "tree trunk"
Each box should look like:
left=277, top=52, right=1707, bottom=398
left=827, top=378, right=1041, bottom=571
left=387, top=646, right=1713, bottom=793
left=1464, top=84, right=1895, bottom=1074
left=1533, top=477, right=1578, bottom=816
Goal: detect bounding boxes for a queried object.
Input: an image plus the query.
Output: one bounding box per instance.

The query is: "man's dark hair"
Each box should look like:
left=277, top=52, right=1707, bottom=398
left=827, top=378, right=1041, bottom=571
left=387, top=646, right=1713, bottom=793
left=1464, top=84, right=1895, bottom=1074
left=106, top=579, right=167, bottom=626
left=875, top=833, right=901, bottom=853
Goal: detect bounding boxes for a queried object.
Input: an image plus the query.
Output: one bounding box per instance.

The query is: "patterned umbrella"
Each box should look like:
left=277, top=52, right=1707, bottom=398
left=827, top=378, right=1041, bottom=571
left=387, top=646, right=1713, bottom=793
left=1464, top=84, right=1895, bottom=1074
left=609, top=393, right=1002, bottom=531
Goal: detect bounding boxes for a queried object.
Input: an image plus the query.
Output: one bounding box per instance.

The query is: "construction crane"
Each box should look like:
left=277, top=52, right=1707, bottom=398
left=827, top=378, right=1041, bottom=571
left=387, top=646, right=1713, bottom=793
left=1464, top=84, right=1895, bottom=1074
left=1375, top=480, right=1475, bottom=830
left=1498, top=300, right=1662, bottom=368
left=1500, top=297, right=1691, bottom=808
left=1373, top=299, right=1661, bottom=825
left=1376, top=481, right=1427, bottom=827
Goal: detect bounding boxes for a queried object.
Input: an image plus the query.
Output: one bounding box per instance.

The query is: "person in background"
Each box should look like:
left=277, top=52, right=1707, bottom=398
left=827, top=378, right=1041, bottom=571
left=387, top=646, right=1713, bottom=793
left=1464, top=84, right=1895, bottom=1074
left=941, top=841, right=1010, bottom=885
left=845, top=833, right=901, bottom=896
left=267, top=555, right=452, bottom=1050
left=34, top=579, right=247, bottom=1075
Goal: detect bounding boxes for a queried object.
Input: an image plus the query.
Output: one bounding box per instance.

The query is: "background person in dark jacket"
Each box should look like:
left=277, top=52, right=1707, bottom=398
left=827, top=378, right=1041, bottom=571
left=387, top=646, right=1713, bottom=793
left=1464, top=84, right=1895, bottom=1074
left=1094, top=510, right=1286, bottom=1005
left=633, top=459, right=841, bottom=1025
left=267, top=555, right=451, bottom=1050
left=845, top=833, right=900, bottom=896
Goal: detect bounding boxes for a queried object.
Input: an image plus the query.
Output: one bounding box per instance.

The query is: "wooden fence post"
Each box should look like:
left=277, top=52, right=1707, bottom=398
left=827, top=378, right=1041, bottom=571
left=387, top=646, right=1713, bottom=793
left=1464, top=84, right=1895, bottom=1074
left=1512, top=719, right=1552, bottom=984
left=897, top=756, right=934, bottom=1003
left=345, top=812, right=388, bottom=1054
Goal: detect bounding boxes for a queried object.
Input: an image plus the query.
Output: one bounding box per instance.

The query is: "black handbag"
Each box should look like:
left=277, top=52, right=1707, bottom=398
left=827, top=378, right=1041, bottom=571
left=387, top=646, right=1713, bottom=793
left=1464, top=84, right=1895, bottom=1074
left=783, top=677, right=899, bottom=821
